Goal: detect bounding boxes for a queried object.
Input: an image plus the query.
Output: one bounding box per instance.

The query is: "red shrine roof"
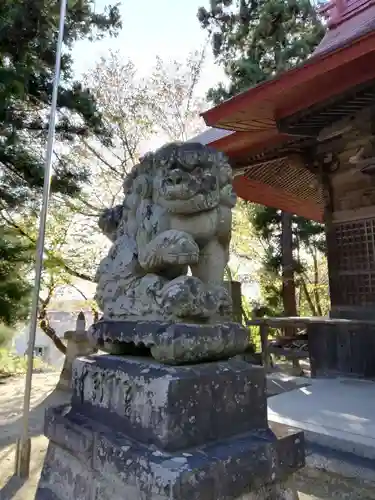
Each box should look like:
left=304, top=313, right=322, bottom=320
left=203, top=17, right=375, bottom=135
left=199, top=0, right=375, bottom=220
left=317, top=0, right=375, bottom=54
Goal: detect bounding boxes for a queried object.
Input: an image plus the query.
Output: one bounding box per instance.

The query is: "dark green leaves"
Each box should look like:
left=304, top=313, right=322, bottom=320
left=198, top=0, right=325, bottom=104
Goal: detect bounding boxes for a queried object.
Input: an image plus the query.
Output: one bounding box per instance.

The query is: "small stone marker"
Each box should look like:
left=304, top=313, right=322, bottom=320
left=35, top=143, right=304, bottom=500
left=57, top=311, right=95, bottom=391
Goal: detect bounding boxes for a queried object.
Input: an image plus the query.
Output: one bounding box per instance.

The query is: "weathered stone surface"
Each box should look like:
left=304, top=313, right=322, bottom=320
left=238, top=482, right=299, bottom=500
left=71, top=355, right=267, bottom=451
left=37, top=404, right=304, bottom=500
left=88, top=319, right=251, bottom=363
left=58, top=313, right=96, bottom=391
left=94, top=142, right=237, bottom=324
left=35, top=489, right=60, bottom=500
left=35, top=140, right=304, bottom=500
left=36, top=350, right=305, bottom=499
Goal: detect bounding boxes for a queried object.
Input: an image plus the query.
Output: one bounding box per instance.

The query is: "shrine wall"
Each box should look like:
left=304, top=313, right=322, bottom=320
left=331, top=139, right=375, bottom=221
left=323, top=131, right=375, bottom=317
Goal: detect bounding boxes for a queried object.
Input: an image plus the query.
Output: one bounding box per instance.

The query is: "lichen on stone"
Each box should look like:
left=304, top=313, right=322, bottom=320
left=95, top=142, right=237, bottom=323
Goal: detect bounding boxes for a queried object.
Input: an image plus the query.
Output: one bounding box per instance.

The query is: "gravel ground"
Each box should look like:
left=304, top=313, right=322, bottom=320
left=0, top=372, right=373, bottom=500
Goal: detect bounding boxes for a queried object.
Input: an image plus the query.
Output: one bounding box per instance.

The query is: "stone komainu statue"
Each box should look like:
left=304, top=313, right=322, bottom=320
left=95, top=142, right=237, bottom=322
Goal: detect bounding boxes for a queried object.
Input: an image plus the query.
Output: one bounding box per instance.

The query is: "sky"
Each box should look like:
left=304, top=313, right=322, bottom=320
left=72, top=0, right=226, bottom=97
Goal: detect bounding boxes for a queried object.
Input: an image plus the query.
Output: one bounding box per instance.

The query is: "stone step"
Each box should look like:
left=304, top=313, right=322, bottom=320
left=35, top=487, right=60, bottom=500
left=71, top=355, right=268, bottom=451
left=39, top=403, right=304, bottom=500
left=305, top=441, right=375, bottom=484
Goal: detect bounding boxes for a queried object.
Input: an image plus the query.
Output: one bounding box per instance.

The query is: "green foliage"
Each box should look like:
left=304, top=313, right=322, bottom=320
left=199, top=0, right=327, bottom=318
left=0, top=323, right=16, bottom=348
left=0, top=0, right=121, bottom=325
left=198, top=0, right=325, bottom=104
left=230, top=199, right=263, bottom=262
left=0, top=227, right=33, bottom=325
left=0, top=348, right=48, bottom=377
left=250, top=204, right=327, bottom=316
left=0, top=0, right=121, bottom=209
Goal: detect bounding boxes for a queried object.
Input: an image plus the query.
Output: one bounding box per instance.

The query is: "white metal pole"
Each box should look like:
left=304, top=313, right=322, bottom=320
left=15, top=0, right=68, bottom=478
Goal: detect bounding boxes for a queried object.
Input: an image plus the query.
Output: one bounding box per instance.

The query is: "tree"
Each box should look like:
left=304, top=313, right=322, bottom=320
left=198, top=0, right=325, bottom=104
left=57, top=50, right=209, bottom=279
left=198, top=0, right=326, bottom=331
left=250, top=205, right=326, bottom=317
left=0, top=0, right=122, bottom=209
left=0, top=227, right=32, bottom=325
left=0, top=0, right=121, bottom=323
left=250, top=204, right=327, bottom=372
left=0, top=323, right=15, bottom=349
left=295, top=215, right=329, bottom=316
left=146, top=49, right=207, bottom=142
left=3, top=198, right=101, bottom=353
left=0, top=48, right=209, bottom=347
left=298, top=252, right=329, bottom=317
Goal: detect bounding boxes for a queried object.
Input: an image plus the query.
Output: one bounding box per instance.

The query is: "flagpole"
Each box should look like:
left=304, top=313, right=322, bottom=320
left=15, top=0, right=68, bottom=478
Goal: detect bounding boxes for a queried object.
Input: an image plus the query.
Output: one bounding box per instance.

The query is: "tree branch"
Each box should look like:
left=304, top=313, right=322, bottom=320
left=38, top=280, right=67, bottom=355
left=1, top=213, right=95, bottom=282
left=300, top=275, right=317, bottom=316
left=68, top=283, right=99, bottom=322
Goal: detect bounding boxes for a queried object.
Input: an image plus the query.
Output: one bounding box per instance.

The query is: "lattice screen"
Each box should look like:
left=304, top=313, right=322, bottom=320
left=333, top=218, right=375, bottom=305
left=244, top=158, right=323, bottom=206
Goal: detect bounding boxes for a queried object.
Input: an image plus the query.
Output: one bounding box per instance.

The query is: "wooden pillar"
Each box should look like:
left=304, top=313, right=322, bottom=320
left=259, top=323, right=270, bottom=372
left=320, top=166, right=340, bottom=312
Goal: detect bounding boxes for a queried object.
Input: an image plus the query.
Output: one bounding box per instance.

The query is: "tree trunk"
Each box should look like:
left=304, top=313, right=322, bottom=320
left=281, top=211, right=301, bottom=374
left=281, top=211, right=297, bottom=318
left=312, top=249, right=323, bottom=316
left=38, top=295, right=67, bottom=356
left=300, top=276, right=317, bottom=316
left=40, top=319, right=67, bottom=355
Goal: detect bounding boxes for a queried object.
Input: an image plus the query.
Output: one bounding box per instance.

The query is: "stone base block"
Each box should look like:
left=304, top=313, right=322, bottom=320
left=71, top=355, right=267, bottom=451
left=36, top=352, right=304, bottom=500
left=36, top=404, right=303, bottom=500
left=88, top=320, right=251, bottom=364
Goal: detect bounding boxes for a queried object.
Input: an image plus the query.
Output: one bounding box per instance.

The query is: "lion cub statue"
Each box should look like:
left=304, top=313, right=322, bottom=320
left=95, top=142, right=237, bottom=322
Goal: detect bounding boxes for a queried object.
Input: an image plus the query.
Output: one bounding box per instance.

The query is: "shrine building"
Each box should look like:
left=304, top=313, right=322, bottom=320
left=192, top=0, right=375, bottom=323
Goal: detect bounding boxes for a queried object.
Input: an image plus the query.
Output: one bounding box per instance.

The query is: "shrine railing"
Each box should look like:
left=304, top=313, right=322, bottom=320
left=318, top=0, right=375, bottom=28
left=247, top=316, right=375, bottom=374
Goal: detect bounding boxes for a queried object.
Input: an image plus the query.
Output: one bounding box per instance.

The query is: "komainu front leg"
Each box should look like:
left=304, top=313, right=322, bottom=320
left=138, top=229, right=199, bottom=274
left=190, top=239, right=228, bottom=286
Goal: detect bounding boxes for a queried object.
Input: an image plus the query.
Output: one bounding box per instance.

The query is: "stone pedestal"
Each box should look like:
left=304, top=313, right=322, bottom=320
left=36, top=323, right=304, bottom=500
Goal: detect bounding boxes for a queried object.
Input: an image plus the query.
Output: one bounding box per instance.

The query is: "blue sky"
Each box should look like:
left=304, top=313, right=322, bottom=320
left=72, top=0, right=226, bottom=96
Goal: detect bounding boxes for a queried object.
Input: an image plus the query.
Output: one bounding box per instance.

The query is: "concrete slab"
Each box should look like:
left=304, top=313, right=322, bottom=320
left=266, top=372, right=310, bottom=397
left=268, top=377, right=375, bottom=460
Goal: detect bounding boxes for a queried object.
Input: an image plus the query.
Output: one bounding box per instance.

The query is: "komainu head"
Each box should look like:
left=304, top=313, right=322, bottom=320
left=97, top=142, right=235, bottom=243
left=151, top=142, right=232, bottom=214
